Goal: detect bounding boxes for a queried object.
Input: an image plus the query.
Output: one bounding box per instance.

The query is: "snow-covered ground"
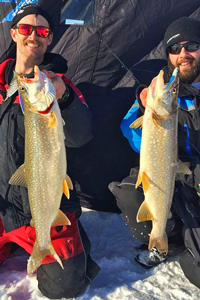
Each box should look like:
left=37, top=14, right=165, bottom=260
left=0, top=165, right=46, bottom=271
left=0, top=208, right=200, bottom=300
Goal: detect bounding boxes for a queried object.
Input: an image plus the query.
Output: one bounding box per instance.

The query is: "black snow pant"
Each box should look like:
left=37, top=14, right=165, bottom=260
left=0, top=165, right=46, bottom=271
left=109, top=167, right=200, bottom=289
left=37, top=221, right=100, bottom=299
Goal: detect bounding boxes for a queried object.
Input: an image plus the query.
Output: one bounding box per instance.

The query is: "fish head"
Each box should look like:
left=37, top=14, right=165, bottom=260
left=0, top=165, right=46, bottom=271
left=147, top=68, right=179, bottom=115
left=17, top=65, right=56, bottom=113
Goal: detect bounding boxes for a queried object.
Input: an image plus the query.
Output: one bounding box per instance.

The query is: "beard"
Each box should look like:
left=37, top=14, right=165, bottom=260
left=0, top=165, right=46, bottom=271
left=168, top=57, right=200, bottom=84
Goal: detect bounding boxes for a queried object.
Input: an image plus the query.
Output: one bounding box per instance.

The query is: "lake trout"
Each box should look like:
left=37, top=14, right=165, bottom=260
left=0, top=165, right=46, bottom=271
left=9, top=66, right=73, bottom=275
left=130, top=68, right=180, bottom=254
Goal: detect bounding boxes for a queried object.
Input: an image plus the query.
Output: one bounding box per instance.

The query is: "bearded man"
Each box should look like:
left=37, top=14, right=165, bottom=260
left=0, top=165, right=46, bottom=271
left=110, top=17, right=200, bottom=290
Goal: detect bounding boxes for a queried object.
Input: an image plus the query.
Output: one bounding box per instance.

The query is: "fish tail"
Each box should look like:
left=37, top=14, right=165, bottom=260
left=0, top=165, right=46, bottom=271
left=27, top=240, right=64, bottom=276
left=148, top=231, right=168, bottom=254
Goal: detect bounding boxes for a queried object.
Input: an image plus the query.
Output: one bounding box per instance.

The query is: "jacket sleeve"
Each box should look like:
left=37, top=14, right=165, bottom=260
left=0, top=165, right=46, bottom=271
left=120, top=84, right=147, bottom=153
left=59, top=88, right=93, bottom=148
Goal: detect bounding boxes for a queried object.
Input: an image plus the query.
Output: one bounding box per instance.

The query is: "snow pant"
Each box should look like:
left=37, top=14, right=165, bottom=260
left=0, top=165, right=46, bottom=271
left=109, top=167, right=200, bottom=289
left=0, top=211, right=100, bottom=299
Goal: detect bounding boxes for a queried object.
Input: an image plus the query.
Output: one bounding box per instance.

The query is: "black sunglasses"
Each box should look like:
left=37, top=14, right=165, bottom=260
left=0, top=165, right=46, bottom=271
left=14, top=24, right=51, bottom=38
left=168, top=42, right=200, bottom=55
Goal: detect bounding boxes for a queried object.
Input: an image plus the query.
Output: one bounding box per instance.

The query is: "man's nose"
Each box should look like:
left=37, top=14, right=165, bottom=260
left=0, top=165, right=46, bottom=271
left=179, top=46, right=190, bottom=57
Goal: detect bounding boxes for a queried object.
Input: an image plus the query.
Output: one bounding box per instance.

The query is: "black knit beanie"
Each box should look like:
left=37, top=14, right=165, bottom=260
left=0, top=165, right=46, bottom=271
left=11, top=4, right=54, bottom=31
left=164, top=17, right=200, bottom=55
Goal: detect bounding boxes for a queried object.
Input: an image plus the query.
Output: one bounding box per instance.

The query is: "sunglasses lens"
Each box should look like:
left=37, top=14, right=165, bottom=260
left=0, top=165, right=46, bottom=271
left=36, top=27, right=50, bottom=38
left=18, top=24, right=32, bottom=36
left=168, top=42, right=200, bottom=54
left=186, top=42, right=200, bottom=52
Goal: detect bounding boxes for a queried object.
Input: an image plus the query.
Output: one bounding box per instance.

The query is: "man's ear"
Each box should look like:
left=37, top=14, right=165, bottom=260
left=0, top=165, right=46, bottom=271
left=47, top=33, right=53, bottom=46
left=10, top=28, right=17, bottom=42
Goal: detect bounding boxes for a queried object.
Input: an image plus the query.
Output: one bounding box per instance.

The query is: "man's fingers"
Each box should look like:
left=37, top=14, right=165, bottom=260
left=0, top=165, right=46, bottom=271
left=140, top=88, right=148, bottom=107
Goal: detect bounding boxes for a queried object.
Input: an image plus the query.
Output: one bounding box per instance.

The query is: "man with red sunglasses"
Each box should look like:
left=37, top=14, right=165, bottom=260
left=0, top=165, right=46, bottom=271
left=0, top=4, right=100, bottom=299
left=110, top=17, right=200, bottom=290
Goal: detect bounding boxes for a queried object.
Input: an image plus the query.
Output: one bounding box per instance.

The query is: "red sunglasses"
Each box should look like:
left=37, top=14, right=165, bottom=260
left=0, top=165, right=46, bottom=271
left=14, top=24, right=51, bottom=38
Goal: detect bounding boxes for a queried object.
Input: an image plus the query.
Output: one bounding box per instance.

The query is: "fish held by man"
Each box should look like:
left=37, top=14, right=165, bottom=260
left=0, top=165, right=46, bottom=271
left=9, top=65, right=73, bottom=275
left=130, top=68, right=183, bottom=254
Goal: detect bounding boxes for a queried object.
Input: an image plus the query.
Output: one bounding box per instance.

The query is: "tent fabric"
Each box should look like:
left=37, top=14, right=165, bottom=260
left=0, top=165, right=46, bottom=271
left=0, top=0, right=200, bottom=212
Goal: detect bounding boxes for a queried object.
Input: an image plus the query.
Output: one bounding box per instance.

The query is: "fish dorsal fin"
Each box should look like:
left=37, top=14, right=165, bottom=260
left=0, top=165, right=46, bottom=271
left=142, top=171, right=150, bottom=193
left=130, top=116, right=143, bottom=129
left=137, top=200, right=154, bottom=222
left=52, top=209, right=71, bottom=226
left=48, top=111, right=57, bottom=128
left=9, top=164, right=27, bottom=188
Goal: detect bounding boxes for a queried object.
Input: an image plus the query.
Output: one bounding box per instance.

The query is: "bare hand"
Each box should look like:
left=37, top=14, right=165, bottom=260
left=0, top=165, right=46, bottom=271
left=42, top=70, right=66, bottom=99
left=140, top=88, right=148, bottom=107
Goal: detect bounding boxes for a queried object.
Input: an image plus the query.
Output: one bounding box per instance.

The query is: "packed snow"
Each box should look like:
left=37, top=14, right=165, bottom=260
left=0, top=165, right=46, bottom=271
left=0, top=208, right=200, bottom=300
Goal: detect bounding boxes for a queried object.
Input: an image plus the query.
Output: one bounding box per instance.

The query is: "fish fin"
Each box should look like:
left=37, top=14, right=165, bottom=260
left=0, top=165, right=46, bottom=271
left=136, top=200, right=154, bottom=222
left=27, top=240, right=64, bottom=275
left=9, top=164, right=27, bottom=188
left=65, top=174, right=73, bottom=190
left=177, top=159, right=191, bottom=175
left=142, top=171, right=150, bottom=192
left=47, top=111, right=57, bottom=128
left=129, top=116, right=143, bottom=129
left=148, top=232, right=168, bottom=254
left=62, top=118, right=65, bottom=126
left=135, top=171, right=142, bottom=189
left=30, top=219, right=34, bottom=227
left=52, top=209, right=71, bottom=226
left=63, top=175, right=73, bottom=199
left=168, top=211, right=172, bottom=219
left=63, top=178, right=70, bottom=199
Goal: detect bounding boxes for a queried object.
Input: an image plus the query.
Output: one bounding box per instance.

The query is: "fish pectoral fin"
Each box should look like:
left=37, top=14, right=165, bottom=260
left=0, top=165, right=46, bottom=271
left=52, top=209, right=71, bottom=226
left=149, top=232, right=168, bottom=254
left=9, top=164, right=27, bottom=188
left=129, top=116, right=143, bottom=129
left=136, top=200, right=154, bottom=222
left=47, top=111, right=57, bottom=128
left=177, top=159, right=191, bottom=175
left=141, top=171, right=150, bottom=192
left=27, top=240, right=64, bottom=276
left=63, top=175, right=73, bottom=199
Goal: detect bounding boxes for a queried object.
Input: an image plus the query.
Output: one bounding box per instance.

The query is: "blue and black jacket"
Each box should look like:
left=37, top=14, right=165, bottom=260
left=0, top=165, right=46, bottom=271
left=121, top=65, right=200, bottom=193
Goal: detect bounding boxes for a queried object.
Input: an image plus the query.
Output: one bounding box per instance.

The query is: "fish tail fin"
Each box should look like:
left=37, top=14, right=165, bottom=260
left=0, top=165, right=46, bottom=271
left=27, top=240, right=64, bottom=276
left=148, top=231, right=168, bottom=254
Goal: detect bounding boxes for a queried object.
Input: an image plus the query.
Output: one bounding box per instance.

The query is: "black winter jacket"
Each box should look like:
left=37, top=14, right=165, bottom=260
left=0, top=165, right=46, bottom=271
left=0, top=53, right=93, bottom=232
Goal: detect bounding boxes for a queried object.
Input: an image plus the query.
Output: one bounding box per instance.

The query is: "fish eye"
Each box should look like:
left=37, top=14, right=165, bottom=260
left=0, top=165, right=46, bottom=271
left=20, top=86, right=25, bottom=92
left=172, top=88, right=177, bottom=93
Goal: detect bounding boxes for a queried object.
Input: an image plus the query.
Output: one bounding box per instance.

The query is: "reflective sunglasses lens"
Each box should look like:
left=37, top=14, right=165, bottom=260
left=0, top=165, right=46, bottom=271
left=36, top=27, right=50, bottom=38
left=186, top=43, right=200, bottom=52
left=18, top=24, right=32, bottom=35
